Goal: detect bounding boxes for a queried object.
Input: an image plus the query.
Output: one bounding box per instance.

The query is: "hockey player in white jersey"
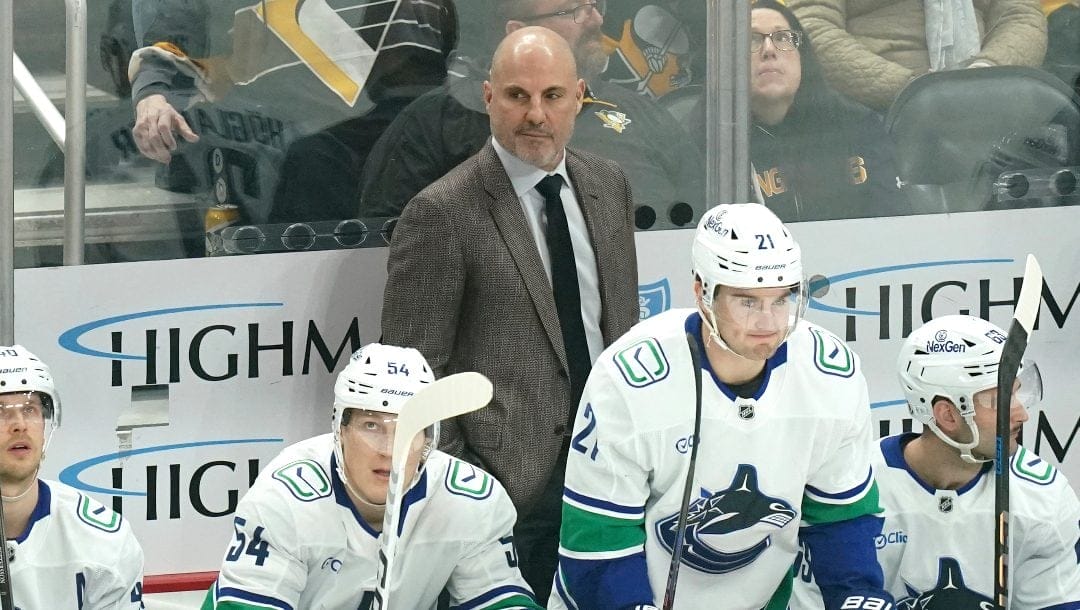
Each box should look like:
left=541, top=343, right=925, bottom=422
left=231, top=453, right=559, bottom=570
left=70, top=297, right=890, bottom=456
left=202, top=342, right=542, bottom=610
left=550, top=203, right=892, bottom=610
left=790, top=314, right=1080, bottom=609
left=0, top=345, right=145, bottom=609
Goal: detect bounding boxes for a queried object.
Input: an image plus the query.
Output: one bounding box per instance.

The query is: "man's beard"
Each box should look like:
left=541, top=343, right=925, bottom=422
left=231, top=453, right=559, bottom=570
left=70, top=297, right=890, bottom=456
left=574, top=31, right=608, bottom=81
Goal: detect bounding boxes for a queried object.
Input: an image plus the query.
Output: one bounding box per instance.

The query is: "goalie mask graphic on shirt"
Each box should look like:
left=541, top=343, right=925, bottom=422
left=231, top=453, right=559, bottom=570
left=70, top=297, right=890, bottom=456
left=654, top=464, right=797, bottom=574
left=897, top=557, right=993, bottom=609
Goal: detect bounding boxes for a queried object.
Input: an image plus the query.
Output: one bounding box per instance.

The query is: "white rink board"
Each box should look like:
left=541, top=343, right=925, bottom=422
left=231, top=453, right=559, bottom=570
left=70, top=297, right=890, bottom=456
left=13, top=205, right=1080, bottom=582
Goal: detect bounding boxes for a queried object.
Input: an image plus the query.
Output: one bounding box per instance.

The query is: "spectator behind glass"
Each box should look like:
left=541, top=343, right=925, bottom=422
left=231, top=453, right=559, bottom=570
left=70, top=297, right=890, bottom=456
left=788, top=0, right=1047, bottom=112
left=358, top=0, right=704, bottom=229
left=128, top=0, right=457, bottom=225
left=750, top=0, right=911, bottom=222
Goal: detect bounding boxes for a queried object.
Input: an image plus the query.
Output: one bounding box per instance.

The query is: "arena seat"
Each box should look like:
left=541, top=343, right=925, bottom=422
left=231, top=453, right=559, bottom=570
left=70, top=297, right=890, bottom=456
left=885, top=66, right=1080, bottom=213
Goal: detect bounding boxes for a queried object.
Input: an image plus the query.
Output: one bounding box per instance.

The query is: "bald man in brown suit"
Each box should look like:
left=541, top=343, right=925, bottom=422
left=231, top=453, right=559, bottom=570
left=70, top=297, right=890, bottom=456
left=381, top=26, right=639, bottom=600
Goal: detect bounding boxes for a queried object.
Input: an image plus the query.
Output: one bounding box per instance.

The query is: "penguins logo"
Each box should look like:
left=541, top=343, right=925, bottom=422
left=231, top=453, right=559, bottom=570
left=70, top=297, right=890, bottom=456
left=897, top=557, right=993, bottom=609
left=594, top=109, right=633, bottom=134
left=655, top=464, right=796, bottom=574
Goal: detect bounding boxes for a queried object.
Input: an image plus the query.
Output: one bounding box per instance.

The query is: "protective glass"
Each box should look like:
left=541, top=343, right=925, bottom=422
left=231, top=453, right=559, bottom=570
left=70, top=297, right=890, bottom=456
left=751, top=29, right=802, bottom=53
left=0, top=392, right=50, bottom=426
left=522, top=0, right=606, bottom=24
left=713, top=284, right=806, bottom=336
left=341, top=409, right=428, bottom=456
left=973, top=360, right=1043, bottom=411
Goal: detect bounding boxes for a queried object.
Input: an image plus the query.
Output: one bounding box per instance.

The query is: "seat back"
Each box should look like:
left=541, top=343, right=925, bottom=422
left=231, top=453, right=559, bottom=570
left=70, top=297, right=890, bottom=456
left=885, top=66, right=1080, bottom=212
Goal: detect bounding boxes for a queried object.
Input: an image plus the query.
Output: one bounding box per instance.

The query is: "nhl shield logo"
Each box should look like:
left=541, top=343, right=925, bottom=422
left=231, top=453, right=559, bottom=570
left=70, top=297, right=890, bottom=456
left=638, top=278, right=671, bottom=320
left=738, top=403, right=755, bottom=420
left=938, top=496, right=953, bottom=513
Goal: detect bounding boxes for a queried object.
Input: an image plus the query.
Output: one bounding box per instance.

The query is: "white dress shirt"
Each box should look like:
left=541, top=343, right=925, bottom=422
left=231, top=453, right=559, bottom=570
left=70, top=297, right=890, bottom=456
left=491, top=138, right=604, bottom=364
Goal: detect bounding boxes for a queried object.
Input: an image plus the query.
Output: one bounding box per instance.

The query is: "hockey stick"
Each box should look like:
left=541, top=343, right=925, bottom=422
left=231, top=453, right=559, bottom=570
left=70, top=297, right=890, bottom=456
left=661, top=332, right=704, bottom=610
left=0, top=491, right=13, bottom=610
left=373, top=371, right=494, bottom=610
left=994, top=254, right=1042, bottom=610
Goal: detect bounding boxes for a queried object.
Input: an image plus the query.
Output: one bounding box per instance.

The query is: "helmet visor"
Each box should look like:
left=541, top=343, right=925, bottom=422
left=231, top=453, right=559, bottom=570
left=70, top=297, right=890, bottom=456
left=340, top=409, right=430, bottom=457
left=0, top=391, right=51, bottom=426
left=713, top=284, right=806, bottom=337
left=973, top=359, right=1043, bottom=412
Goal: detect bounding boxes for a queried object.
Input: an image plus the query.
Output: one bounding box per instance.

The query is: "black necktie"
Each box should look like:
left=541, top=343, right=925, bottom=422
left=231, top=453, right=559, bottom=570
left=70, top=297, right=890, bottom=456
left=535, top=174, right=591, bottom=414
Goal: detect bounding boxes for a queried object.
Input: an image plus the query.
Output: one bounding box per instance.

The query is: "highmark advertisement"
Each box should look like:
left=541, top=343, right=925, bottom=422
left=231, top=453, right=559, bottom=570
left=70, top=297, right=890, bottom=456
left=14, top=206, right=1080, bottom=583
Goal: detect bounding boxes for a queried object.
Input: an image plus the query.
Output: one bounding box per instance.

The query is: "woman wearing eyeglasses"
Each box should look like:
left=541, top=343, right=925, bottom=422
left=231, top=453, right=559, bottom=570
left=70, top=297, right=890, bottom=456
left=750, top=0, right=911, bottom=222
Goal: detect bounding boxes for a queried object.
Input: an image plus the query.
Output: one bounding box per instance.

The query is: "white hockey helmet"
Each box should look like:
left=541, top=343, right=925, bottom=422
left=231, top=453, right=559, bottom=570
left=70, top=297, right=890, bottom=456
left=332, top=343, right=436, bottom=504
left=691, top=203, right=807, bottom=352
left=692, top=203, right=803, bottom=297
left=0, top=345, right=61, bottom=457
left=897, top=315, right=1041, bottom=462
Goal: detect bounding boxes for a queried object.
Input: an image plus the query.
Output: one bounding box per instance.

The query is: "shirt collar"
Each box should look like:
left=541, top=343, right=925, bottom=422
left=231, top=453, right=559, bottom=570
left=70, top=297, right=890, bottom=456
left=491, top=137, right=571, bottom=199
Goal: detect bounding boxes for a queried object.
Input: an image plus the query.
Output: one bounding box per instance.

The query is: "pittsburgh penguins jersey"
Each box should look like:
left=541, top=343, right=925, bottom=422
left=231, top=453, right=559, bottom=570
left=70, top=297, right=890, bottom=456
left=790, top=434, right=1080, bottom=610
left=551, top=309, right=884, bottom=610
left=9, top=480, right=145, bottom=610
left=202, top=434, right=540, bottom=610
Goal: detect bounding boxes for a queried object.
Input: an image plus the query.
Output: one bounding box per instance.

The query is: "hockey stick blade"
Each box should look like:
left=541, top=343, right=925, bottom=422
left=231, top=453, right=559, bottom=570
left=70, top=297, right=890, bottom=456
left=374, top=371, right=494, bottom=610
left=994, top=254, right=1042, bottom=610
left=662, top=333, right=704, bottom=610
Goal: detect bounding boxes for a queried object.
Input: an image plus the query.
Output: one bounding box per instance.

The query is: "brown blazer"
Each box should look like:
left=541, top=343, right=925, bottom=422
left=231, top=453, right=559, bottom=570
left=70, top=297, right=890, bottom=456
left=381, top=141, right=639, bottom=512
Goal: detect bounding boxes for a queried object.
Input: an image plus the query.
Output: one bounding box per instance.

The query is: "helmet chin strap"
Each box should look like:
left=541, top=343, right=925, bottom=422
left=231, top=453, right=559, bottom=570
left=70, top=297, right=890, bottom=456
left=336, top=438, right=437, bottom=514
left=698, top=304, right=757, bottom=363
left=928, top=418, right=991, bottom=464
left=337, top=460, right=387, bottom=511
left=3, top=434, right=51, bottom=504
left=2, top=467, right=39, bottom=503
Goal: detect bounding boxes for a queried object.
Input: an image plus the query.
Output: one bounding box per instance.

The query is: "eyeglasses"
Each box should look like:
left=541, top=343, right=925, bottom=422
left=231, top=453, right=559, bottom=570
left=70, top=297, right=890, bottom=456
left=519, top=1, right=605, bottom=24
left=751, top=30, right=802, bottom=53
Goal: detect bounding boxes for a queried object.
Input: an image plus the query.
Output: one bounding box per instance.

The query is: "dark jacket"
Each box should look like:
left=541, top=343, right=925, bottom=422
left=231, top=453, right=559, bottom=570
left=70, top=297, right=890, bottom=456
left=752, top=100, right=910, bottom=222
left=358, top=69, right=703, bottom=225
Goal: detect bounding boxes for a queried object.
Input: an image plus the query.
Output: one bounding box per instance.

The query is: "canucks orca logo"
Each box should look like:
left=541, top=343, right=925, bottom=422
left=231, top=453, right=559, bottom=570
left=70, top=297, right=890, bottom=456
left=654, top=464, right=796, bottom=574
left=897, top=557, right=993, bottom=609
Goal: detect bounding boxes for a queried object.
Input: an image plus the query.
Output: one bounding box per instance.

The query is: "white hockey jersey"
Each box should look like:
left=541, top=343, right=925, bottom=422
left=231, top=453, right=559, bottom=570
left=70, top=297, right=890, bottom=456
left=790, top=434, right=1080, bottom=610
left=203, top=434, right=540, bottom=610
left=9, top=479, right=144, bottom=610
left=552, top=309, right=883, bottom=610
